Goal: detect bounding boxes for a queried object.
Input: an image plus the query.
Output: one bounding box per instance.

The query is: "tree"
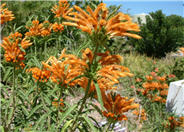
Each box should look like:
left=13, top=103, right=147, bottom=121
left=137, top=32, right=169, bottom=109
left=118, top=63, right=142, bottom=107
left=129, top=10, right=184, bottom=58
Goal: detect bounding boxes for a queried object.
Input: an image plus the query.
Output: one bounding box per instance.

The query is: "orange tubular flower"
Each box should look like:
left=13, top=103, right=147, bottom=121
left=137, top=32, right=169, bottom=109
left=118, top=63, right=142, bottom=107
left=0, top=3, right=15, bottom=24
left=0, top=32, right=32, bottom=68
left=52, top=22, right=64, bottom=32
left=42, top=49, right=88, bottom=87
left=179, top=47, right=184, bottom=55
left=27, top=67, right=51, bottom=82
left=51, top=0, right=73, bottom=18
left=102, top=92, right=139, bottom=121
left=166, top=116, right=184, bottom=129
left=132, top=109, right=147, bottom=121
left=62, top=3, right=141, bottom=39
left=72, top=49, right=133, bottom=93
left=25, top=20, right=52, bottom=37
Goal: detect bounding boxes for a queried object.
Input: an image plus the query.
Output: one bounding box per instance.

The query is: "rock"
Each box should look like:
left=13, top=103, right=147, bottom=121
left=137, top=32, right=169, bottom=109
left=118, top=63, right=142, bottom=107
left=166, top=80, right=184, bottom=116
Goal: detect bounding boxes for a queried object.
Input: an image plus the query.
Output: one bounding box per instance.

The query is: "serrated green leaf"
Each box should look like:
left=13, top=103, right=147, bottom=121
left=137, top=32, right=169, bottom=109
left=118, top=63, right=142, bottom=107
left=57, top=104, right=77, bottom=128
left=27, top=104, right=42, bottom=119
left=88, top=103, right=103, bottom=116
left=35, top=113, right=49, bottom=129
left=61, top=119, right=73, bottom=132
left=3, top=67, right=12, bottom=82
left=82, top=116, right=97, bottom=132
left=7, top=107, right=14, bottom=125
left=21, top=105, right=29, bottom=116
left=94, top=82, right=104, bottom=110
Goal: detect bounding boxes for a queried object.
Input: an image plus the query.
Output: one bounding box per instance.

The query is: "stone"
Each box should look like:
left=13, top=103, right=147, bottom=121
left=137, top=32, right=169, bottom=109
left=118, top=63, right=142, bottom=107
left=166, top=80, right=184, bottom=116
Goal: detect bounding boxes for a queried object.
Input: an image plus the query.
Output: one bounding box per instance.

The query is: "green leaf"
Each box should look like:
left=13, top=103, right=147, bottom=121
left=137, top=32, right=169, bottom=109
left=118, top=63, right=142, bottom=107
left=0, top=63, right=5, bottom=72
left=61, top=119, right=73, bottom=132
left=3, top=67, right=12, bottom=82
left=21, top=105, right=29, bottom=116
left=0, top=126, right=4, bottom=132
left=7, top=107, right=14, bottom=125
left=94, top=82, right=104, bottom=110
left=82, top=116, right=97, bottom=132
left=35, top=113, right=49, bottom=129
left=88, top=103, right=103, bottom=116
left=27, top=104, right=42, bottom=119
left=57, top=104, right=77, bottom=128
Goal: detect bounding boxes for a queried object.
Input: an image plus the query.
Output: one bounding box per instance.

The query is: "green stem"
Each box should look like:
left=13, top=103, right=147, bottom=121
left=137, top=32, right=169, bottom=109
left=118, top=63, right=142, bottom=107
left=70, top=40, right=100, bottom=131
left=70, top=78, right=92, bottom=131
left=105, top=122, right=112, bottom=132
left=56, top=85, right=65, bottom=127
left=7, top=65, right=16, bottom=129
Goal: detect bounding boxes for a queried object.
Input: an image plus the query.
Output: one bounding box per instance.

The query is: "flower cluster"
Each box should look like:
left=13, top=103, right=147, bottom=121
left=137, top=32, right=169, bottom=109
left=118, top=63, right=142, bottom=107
left=0, top=3, right=15, bottom=24
left=25, top=20, right=52, bottom=37
left=166, top=116, right=184, bottom=129
left=52, top=98, right=64, bottom=108
left=0, top=32, right=32, bottom=68
left=138, top=73, right=169, bottom=103
left=27, top=67, right=51, bottom=82
left=62, top=3, right=141, bottom=39
left=51, top=0, right=73, bottom=18
left=52, top=23, right=64, bottom=32
left=102, top=92, right=139, bottom=121
left=132, top=108, right=147, bottom=121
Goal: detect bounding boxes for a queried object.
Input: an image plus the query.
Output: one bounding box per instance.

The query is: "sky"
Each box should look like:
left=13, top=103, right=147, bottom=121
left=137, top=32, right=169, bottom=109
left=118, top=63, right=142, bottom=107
left=103, top=0, right=184, bottom=17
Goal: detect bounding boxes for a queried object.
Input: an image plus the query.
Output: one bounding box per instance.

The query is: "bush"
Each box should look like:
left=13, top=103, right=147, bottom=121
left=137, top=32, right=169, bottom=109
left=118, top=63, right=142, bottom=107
left=172, top=57, right=184, bottom=80
left=129, top=10, right=184, bottom=58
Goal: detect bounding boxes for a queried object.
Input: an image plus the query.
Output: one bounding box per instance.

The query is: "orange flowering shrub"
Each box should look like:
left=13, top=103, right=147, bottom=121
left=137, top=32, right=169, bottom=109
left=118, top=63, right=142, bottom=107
left=25, top=20, right=52, bottom=37
left=0, top=32, right=32, bottom=68
left=102, top=92, right=139, bottom=121
left=42, top=48, right=133, bottom=93
left=27, top=67, right=51, bottom=82
left=0, top=3, right=15, bottom=24
left=62, top=3, right=141, bottom=39
left=138, top=74, right=169, bottom=103
left=166, top=116, right=184, bottom=129
left=51, top=0, right=73, bottom=18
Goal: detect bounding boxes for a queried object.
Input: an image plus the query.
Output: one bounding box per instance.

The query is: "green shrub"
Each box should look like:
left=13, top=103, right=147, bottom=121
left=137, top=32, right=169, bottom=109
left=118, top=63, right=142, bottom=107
left=129, top=10, right=184, bottom=58
left=172, top=57, right=184, bottom=80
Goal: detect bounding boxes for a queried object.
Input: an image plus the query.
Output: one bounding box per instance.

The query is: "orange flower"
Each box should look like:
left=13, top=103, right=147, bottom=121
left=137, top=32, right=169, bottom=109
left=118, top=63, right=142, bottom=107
left=168, top=74, right=176, bottom=78
left=132, top=109, right=147, bottom=121
left=52, top=22, right=64, bottom=32
left=51, top=0, right=73, bottom=18
left=179, top=47, right=184, bottom=55
left=166, top=116, right=184, bottom=129
left=52, top=98, right=64, bottom=107
left=136, top=78, right=142, bottom=82
left=140, top=74, right=169, bottom=103
left=0, top=3, right=15, bottom=24
left=157, top=76, right=166, bottom=82
left=42, top=49, right=88, bottom=87
left=146, top=75, right=153, bottom=81
left=25, top=20, right=52, bottom=37
left=62, top=3, right=141, bottom=39
left=27, top=67, right=51, bottom=82
left=97, top=64, right=133, bottom=91
left=0, top=32, right=32, bottom=68
left=97, top=51, right=123, bottom=66
left=150, top=71, right=156, bottom=77
left=102, top=92, right=139, bottom=121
